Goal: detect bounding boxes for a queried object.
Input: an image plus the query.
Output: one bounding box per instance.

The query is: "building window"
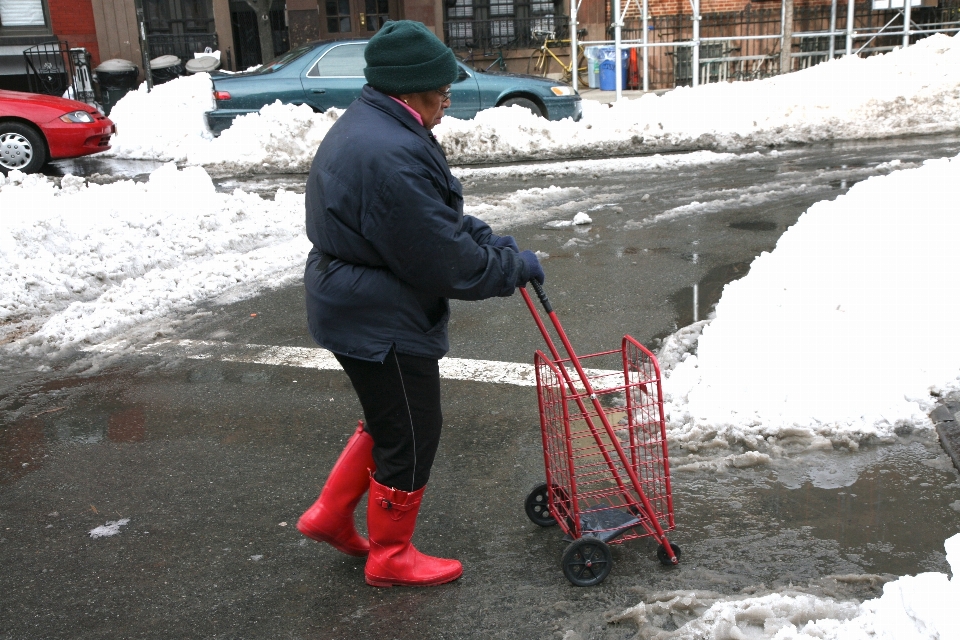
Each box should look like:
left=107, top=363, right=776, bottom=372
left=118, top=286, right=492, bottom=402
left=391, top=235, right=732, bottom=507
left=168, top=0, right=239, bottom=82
left=144, top=0, right=214, bottom=34
left=445, top=0, right=565, bottom=49
left=531, top=0, right=554, bottom=14
left=325, top=0, right=351, bottom=33
left=364, top=0, right=390, bottom=32
left=0, top=0, right=48, bottom=29
left=489, top=0, right=513, bottom=17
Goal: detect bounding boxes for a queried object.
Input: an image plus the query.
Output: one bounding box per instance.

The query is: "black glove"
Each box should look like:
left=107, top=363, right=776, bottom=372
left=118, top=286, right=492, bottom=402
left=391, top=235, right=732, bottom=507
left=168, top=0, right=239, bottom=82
left=519, top=250, right=545, bottom=286
left=491, top=235, right=520, bottom=253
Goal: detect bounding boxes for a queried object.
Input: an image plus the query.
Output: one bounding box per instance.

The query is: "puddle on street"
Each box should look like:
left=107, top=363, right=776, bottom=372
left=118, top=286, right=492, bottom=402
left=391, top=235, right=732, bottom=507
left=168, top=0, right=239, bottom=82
left=670, top=435, right=960, bottom=584
left=667, top=261, right=752, bottom=329
left=44, top=157, right=167, bottom=181
left=728, top=220, right=778, bottom=232
left=0, top=373, right=149, bottom=485
left=214, top=174, right=308, bottom=198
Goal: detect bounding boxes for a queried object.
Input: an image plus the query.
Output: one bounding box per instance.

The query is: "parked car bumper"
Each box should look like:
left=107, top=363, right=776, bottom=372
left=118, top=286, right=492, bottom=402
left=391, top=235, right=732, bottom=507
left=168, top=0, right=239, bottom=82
left=43, top=119, right=115, bottom=159
left=543, top=96, right=582, bottom=122
left=206, top=109, right=254, bottom=136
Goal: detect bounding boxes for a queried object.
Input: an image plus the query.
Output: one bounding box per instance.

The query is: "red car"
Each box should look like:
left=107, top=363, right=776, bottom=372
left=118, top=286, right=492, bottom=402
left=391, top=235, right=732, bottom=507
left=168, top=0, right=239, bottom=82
left=0, top=89, right=115, bottom=174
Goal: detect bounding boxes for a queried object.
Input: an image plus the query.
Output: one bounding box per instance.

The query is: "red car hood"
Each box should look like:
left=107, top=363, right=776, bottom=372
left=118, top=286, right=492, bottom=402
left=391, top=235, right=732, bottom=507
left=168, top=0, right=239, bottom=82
left=0, top=89, right=97, bottom=118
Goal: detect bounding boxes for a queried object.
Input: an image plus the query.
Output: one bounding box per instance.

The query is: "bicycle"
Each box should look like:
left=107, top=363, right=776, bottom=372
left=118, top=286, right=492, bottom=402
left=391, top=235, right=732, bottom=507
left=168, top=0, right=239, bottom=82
left=527, top=29, right=588, bottom=86
left=464, top=41, right=509, bottom=73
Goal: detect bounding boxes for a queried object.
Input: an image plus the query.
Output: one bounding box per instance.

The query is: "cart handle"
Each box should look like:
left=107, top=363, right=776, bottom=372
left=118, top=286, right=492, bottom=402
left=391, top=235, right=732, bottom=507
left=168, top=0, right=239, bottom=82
left=529, top=279, right=553, bottom=313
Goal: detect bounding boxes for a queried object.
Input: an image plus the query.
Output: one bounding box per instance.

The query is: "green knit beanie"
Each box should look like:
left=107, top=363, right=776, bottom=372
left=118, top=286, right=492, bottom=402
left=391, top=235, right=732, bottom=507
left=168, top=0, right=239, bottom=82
left=364, top=20, right=459, bottom=95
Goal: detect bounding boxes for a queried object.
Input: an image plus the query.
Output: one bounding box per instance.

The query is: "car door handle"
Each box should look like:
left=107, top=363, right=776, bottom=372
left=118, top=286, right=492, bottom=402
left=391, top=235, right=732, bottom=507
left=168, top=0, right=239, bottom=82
left=311, top=89, right=326, bottom=94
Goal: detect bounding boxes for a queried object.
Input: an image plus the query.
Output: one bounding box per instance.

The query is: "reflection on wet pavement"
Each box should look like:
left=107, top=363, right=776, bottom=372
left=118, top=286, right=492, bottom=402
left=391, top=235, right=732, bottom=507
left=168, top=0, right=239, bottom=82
left=44, top=156, right=168, bottom=182
left=674, top=436, right=960, bottom=582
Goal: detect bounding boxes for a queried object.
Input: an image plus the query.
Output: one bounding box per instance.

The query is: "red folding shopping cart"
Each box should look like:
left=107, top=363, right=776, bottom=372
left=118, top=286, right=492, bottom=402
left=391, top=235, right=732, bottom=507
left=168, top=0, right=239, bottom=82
left=521, top=281, right=680, bottom=586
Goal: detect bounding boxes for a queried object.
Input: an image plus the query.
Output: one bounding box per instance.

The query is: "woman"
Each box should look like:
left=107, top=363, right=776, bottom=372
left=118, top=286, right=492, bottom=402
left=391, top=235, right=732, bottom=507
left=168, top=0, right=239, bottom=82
left=296, top=20, right=544, bottom=588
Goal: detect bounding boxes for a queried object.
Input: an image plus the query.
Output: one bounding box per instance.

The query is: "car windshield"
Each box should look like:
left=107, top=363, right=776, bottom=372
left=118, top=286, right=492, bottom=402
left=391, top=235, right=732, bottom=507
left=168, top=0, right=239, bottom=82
left=251, top=44, right=316, bottom=75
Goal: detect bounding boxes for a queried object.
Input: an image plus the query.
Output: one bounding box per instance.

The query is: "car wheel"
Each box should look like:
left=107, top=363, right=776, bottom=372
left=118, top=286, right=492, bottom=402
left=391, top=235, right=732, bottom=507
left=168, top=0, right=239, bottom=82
left=498, top=97, right=544, bottom=118
left=0, top=122, right=47, bottom=174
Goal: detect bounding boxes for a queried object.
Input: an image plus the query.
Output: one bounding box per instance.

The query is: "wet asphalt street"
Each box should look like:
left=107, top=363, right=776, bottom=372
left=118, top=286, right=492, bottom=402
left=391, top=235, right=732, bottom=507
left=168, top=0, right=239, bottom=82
left=4, top=136, right=960, bottom=639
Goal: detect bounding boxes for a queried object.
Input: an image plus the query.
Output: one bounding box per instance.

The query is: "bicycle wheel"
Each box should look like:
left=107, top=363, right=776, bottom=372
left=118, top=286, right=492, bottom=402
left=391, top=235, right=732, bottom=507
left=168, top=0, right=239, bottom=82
left=561, top=62, right=587, bottom=86
left=528, top=48, right=551, bottom=78
left=576, top=63, right=589, bottom=87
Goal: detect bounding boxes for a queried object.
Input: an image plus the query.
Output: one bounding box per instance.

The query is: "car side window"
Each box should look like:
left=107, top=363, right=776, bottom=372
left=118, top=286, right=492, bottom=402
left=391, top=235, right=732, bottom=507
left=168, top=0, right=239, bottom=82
left=306, top=44, right=367, bottom=78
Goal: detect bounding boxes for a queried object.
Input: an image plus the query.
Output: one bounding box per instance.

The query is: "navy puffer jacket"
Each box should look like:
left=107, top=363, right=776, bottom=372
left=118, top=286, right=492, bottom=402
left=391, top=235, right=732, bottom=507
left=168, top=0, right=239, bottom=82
left=304, top=86, right=526, bottom=362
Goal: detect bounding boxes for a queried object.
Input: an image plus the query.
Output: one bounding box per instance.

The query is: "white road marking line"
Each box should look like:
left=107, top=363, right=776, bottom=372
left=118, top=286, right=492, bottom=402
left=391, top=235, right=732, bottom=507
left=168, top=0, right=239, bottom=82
left=141, top=339, right=538, bottom=386
left=132, top=339, right=619, bottom=388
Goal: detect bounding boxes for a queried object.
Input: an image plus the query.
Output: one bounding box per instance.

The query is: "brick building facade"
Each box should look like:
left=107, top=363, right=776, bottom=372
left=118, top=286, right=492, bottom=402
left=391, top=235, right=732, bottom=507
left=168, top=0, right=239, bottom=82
left=48, top=0, right=101, bottom=63
left=2, top=0, right=953, bottom=93
left=0, top=0, right=101, bottom=90
left=625, top=0, right=831, bottom=17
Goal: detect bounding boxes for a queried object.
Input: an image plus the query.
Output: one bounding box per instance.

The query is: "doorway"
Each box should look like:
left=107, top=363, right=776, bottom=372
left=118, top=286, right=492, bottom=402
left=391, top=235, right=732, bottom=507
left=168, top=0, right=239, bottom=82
left=230, top=0, right=290, bottom=68
left=320, top=0, right=398, bottom=40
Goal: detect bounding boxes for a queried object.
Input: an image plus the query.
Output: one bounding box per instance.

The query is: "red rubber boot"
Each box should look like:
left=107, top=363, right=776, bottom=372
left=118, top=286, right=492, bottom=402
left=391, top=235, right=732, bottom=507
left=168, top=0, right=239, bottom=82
left=364, top=477, right=463, bottom=587
left=297, top=421, right=375, bottom=557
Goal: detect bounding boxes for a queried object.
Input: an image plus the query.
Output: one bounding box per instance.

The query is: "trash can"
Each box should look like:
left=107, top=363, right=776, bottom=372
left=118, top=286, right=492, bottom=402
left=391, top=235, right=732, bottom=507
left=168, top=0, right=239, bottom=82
left=150, top=55, right=183, bottom=85
left=185, top=55, right=221, bottom=75
left=598, top=47, right=629, bottom=91
left=584, top=46, right=602, bottom=89
left=95, top=58, right=139, bottom=116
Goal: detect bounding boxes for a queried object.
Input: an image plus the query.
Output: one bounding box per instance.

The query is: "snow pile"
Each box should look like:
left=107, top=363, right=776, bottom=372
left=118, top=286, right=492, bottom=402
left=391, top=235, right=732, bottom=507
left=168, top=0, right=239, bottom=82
left=106, top=72, right=216, bottom=161
left=610, top=534, right=960, bottom=640
left=185, top=101, right=342, bottom=173
left=544, top=211, right=593, bottom=228
left=89, top=518, right=130, bottom=539
left=444, top=33, right=960, bottom=164
left=0, top=165, right=306, bottom=354
left=103, top=34, right=960, bottom=172
left=662, top=154, right=960, bottom=452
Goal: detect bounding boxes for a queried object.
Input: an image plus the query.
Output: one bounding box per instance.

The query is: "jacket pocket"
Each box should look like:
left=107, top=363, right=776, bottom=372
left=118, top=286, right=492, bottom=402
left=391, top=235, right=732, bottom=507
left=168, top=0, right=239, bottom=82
left=424, top=298, right=450, bottom=336
left=447, top=177, right=465, bottom=214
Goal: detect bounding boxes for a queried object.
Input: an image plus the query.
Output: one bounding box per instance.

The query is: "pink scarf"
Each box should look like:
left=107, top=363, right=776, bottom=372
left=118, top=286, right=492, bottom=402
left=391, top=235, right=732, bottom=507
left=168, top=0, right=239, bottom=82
left=389, top=96, right=423, bottom=126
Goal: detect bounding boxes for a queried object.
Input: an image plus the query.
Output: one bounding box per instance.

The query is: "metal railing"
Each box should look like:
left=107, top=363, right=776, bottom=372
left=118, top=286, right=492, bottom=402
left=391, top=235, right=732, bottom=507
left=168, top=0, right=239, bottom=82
left=590, top=0, right=960, bottom=95
left=147, top=32, right=219, bottom=61
left=441, top=0, right=960, bottom=92
left=23, top=41, right=95, bottom=104
left=619, top=8, right=784, bottom=89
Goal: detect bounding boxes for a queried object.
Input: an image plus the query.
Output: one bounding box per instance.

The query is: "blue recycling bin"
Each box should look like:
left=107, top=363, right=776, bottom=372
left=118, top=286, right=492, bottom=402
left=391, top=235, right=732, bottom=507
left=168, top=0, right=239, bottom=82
left=598, top=47, right=629, bottom=91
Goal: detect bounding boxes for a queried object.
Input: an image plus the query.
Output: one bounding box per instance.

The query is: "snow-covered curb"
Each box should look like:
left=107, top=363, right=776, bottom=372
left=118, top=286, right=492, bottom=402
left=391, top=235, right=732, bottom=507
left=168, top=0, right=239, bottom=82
left=609, top=533, right=959, bottom=640
left=661, top=154, right=960, bottom=452
left=0, top=164, right=306, bottom=356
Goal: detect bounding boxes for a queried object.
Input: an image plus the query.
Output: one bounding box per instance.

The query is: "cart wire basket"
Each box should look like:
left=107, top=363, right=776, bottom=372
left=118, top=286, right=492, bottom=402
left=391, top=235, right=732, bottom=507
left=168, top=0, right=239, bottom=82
left=521, top=281, right=679, bottom=586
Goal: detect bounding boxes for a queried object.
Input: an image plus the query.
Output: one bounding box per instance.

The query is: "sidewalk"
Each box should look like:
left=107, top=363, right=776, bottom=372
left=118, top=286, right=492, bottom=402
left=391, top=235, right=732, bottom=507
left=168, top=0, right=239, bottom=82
left=578, top=87, right=669, bottom=104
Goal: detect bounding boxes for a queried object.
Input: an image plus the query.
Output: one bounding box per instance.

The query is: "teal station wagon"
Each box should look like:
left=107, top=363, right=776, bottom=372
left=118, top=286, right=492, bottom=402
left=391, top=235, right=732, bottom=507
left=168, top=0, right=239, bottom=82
left=206, top=40, right=582, bottom=134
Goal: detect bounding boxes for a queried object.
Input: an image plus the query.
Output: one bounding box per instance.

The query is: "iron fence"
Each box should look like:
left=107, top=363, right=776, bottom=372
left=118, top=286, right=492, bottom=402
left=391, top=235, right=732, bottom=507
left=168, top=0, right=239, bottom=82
left=609, top=0, right=960, bottom=90
left=147, top=32, right=220, bottom=62
left=23, top=41, right=95, bottom=104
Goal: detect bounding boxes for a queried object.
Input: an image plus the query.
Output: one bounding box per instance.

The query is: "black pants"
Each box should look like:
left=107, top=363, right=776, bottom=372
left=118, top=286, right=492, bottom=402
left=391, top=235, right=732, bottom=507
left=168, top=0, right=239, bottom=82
left=335, top=348, right=442, bottom=492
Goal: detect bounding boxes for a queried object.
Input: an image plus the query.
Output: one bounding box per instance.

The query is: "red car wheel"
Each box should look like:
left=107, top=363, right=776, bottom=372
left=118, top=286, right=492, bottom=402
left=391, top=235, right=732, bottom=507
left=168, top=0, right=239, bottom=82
left=0, top=122, right=47, bottom=174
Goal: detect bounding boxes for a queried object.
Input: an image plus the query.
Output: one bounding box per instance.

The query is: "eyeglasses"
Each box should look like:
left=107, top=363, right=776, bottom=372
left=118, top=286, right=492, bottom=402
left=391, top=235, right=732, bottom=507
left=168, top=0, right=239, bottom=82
left=435, top=88, right=452, bottom=103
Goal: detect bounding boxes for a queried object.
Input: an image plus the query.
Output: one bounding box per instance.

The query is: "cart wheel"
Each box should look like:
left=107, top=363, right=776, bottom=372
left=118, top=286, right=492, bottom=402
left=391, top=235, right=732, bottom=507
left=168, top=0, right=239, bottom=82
left=657, top=542, right=682, bottom=566
left=525, top=483, right=557, bottom=527
left=562, top=537, right=612, bottom=587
